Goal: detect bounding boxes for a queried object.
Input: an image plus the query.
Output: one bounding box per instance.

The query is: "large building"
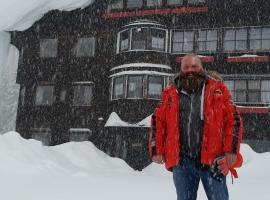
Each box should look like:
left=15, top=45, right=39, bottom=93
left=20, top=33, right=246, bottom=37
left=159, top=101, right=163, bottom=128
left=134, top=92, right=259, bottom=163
left=11, top=0, right=270, bottom=170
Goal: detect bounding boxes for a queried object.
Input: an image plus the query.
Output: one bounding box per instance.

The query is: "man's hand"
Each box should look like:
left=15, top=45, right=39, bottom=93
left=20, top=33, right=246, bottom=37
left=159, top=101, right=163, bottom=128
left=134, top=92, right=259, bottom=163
left=152, top=155, right=165, bottom=164
left=217, top=153, right=237, bottom=176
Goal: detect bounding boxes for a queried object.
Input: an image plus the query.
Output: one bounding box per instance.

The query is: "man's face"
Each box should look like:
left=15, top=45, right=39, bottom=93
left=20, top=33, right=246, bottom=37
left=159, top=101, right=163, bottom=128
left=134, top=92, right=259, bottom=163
left=180, top=56, right=203, bottom=79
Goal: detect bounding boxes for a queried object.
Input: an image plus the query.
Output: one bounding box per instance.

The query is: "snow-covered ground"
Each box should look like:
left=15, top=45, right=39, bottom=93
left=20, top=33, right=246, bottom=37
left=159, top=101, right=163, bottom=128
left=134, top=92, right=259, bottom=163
left=0, top=131, right=269, bottom=200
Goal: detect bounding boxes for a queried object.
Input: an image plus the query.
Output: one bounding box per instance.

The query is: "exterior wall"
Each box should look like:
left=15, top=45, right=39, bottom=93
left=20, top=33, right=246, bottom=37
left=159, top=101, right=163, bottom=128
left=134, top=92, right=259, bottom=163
left=11, top=0, right=270, bottom=169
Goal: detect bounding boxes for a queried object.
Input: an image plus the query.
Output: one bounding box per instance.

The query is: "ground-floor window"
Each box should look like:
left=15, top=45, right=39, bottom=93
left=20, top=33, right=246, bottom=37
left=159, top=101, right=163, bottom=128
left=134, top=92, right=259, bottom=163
left=35, top=85, right=54, bottom=106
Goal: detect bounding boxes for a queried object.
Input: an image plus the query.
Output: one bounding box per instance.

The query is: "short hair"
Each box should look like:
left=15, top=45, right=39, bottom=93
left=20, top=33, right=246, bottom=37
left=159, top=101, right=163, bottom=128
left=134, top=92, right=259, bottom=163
left=180, top=53, right=203, bottom=68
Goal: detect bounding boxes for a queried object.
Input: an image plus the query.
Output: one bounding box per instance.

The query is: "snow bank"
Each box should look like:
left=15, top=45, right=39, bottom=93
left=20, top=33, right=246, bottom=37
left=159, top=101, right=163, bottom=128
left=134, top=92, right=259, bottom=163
left=0, top=131, right=269, bottom=200
left=0, top=131, right=133, bottom=174
left=105, top=112, right=152, bottom=127
left=0, top=0, right=95, bottom=31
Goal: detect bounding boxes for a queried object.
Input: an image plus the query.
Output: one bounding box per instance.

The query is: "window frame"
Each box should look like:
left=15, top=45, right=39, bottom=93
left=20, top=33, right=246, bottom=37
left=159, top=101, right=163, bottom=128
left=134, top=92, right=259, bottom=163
left=72, top=82, right=94, bottom=107
left=111, top=76, right=125, bottom=100
left=35, top=84, right=54, bottom=106
left=147, top=75, right=165, bottom=100
left=117, top=26, right=168, bottom=54
left=39, top=38, right=58, bottom=58
left=72, top=37, right=96, bottom=57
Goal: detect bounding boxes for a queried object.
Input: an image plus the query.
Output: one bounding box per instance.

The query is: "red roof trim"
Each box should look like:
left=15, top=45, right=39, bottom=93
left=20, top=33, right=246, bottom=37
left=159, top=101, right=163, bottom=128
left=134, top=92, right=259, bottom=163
left=103, top=7, right=208, bottom=20
left=227, top=56, right=269, bottom=63
left=176, top=56, right=214, bottom=64
left=237, top=106, right=269, bottom=114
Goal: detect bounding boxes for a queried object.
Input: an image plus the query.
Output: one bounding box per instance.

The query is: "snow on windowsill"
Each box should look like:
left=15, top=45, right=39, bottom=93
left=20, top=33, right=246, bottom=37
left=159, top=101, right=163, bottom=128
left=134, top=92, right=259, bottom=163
left=110, top=63, right=172, bottom=71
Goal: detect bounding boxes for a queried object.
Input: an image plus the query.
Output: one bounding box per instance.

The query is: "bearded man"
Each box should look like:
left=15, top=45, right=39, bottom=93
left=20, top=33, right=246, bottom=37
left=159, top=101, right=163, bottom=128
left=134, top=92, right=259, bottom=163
left=149, top=54, right=243, bottom=200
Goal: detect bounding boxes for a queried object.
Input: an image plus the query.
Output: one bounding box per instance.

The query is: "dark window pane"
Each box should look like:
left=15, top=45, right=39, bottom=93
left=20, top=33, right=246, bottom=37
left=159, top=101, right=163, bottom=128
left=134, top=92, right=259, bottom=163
left=148, top=76, right=163, bottom=99
left=188, top=0, right=205, bottom=4
left=151, top=29, right=166, bottom=51
left=147, top=0, right=162, bottom=7
left=132, top=28, right=148, bottom=50
left=108, top=0, right=123, bottom=11
left=235, top=80, right=247, bottom=90
left=73, top=85, right=93, bottom=106
left=127, top=0, right=143, bottom=8
left=236, top=91, right=247, bottom=102
left=248, top=91, right=260, bottom=102
left=127, top=76, right=143, bottom=98
left=120, top=30, right=130, bottom=51
left=198, top=30, right=217, bottom=51
left=248, top=80, right=260, bottom=90
left=167, top=0, right=183, bottom=5
left=113, top=77, right=124, bottom=99
left=261, top=80, right=270, bottom=103
left=40, top=39, right=57, bottom=57
left=35, top=86, right=54, bottom=105
left=73, top=37, right=95, bottom=57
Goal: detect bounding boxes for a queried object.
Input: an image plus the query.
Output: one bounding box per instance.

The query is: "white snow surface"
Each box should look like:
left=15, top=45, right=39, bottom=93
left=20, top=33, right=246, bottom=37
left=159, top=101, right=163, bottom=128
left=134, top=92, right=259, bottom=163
left=105, top=112, right=152, bottom=127
left=0, top=0, right=94, bottom=31
left=0, top=131, right=269, bottom=200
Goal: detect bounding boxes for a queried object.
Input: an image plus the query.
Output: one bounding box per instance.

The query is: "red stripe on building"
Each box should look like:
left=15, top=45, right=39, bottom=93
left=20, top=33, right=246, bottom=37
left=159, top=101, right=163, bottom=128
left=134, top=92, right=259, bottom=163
left=237, top=106, right=269, bottom=114
left=176, top=56, right=214, bottom=64
left=103, top=7, right=209, bottom=20
left=227, top=56, right=270, bottom=63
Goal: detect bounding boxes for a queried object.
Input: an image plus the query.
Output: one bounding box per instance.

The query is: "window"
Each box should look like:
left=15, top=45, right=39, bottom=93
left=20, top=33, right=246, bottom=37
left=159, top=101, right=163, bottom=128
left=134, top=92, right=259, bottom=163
left=127, top=76, right=143, bottom=98
left=73, top=37, right=95, bottom=57
left=147, top=0, right=162, bottom=7
left=188, top=0, right=206, bottom=4
left=127, top=0, right=143, bottom=8
left=73, top=84, right=93, bottom=106
left=250, top=27, right=270, bottom=50
left=40, top=39, right=57, bottom=57
left=151, top=29, right=166, bottom=51
left=69, top=128, right=92, bottom=142
left=113, top=77, right=125, bottom=99
left=118, top=27, right=167, bottom=53
left=224, top=28, right=248, bottom=51
left=261, top=80, right=270, bottom=103
left=35, top=85, right=54, bottom=106
left=108, top=0, right=123, bottom=11
left=167, top=0, right=184, bottom=5
left=198, top=29, right=218, bottom=52
left=132, top=28, right=148, bottom=50
left=172, top=30, right=195, bottom=53
left=148, top=76, right=163, bottom=99
left=224, top=79, right=270, bottom=103
left=30, top=128, right=52, bottom=145
left=119, top=30, right=130, bottom=51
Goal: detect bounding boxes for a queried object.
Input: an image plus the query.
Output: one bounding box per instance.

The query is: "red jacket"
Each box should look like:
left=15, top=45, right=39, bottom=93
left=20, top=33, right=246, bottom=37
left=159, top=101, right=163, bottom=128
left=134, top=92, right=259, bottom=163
left=149, top=76, right=243, bottom=173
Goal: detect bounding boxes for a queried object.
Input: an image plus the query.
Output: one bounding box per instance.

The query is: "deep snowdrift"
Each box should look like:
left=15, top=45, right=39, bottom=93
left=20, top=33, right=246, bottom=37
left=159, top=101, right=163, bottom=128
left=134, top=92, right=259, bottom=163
left=0, top=131, right=269, bottom=200
left=0, top=0, right=94, bottom=31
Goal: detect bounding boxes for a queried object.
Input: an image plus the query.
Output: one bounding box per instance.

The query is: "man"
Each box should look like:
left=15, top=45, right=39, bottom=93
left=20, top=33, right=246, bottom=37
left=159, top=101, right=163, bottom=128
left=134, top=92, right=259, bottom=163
left=149, top=54, right=243, bottom=200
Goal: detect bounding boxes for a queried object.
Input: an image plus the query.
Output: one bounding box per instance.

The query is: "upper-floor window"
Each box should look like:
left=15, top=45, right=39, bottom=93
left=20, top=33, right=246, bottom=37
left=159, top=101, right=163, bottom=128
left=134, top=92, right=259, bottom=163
left=172, top=29, right=218, bottom=53
left=108, top=0, right=124, bottom=12
left=111, top=73, right=170, bottom=100
left=127, top=0, right=143, bottom=9
left=118, top=27, right=167, bottom=53
left=72, top=37, right=95, bottom=57
left=148, top=76, right=164, bottom=99
left=250, top=27, right=270, bottom=51
left=198, top=29, right=218, bottom=52
left=147, top=0, right=163, bottom=7
left=224, top=79, right=270, bottom=103
left=35, top=85, right=54, bottom=106
left=72, top=83, right=93, bottom=106
left=224, top=28, right=248, bottom=51
left=40, top=39, right=57, bottom=57
left=167, top=0, right=184, bottom=5
left=188, top=0, right=206, bottom=4
left=113, top=76, right=125, bottom=99
left=127, top=76, right=144, bottom=98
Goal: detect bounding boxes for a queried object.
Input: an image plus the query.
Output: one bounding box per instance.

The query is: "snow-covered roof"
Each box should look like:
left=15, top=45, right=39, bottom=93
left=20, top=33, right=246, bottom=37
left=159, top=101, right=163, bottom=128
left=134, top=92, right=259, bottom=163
left=0, top=0, right=95, bottom=31
left=109, top=70, right=173, bottom=78
left=105, top=112, right=152, bottom=128
left=110, top=63, right=172, bottom=71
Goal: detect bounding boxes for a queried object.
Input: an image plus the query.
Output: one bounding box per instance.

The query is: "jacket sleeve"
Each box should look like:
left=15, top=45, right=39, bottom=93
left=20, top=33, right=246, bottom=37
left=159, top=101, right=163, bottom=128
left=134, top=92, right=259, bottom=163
left=149, top=91, right=167, bottom=158
left=221, top=83, right=243, bottom=155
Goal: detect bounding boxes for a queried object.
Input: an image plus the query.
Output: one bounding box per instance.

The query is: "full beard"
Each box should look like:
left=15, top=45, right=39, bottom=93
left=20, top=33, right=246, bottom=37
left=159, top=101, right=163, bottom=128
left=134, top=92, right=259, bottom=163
left=179, top=71, right=206, bottom=94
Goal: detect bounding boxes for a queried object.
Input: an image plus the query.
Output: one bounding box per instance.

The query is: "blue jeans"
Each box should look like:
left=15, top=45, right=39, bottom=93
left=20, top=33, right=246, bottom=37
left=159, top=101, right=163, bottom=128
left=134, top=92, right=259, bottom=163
left=173, top=155, right=229, bottom=200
